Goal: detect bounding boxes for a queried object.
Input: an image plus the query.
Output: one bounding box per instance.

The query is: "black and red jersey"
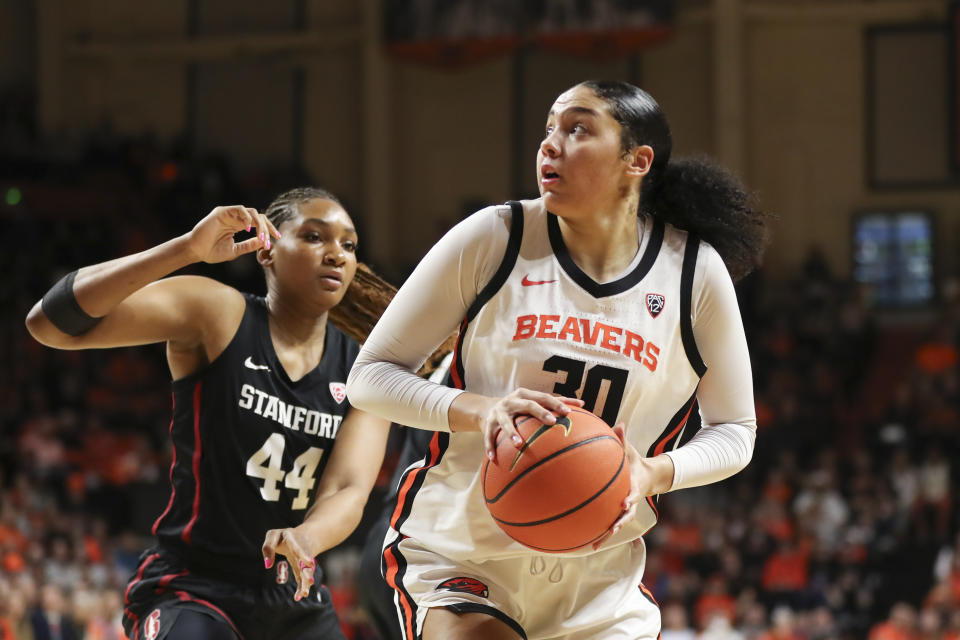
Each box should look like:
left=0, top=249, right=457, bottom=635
left=152, top=294, right=358, bottom=576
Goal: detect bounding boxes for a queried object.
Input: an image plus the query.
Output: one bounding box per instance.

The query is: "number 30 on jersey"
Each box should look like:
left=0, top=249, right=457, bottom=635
left=245, top=433, right=323, bottom=510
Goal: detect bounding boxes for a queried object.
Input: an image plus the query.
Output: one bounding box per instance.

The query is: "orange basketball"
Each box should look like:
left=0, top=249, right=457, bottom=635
left=481, top=407, right=630, bottom=553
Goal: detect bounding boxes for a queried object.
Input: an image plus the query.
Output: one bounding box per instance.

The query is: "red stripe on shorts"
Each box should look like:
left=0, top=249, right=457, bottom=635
left=123, top=552, right=160, bottom=640
left=383, top=543, right=417, bottom=640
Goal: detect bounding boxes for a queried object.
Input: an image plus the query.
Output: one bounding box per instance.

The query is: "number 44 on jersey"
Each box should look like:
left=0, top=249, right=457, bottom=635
left=246, top=433, right=323, bottom=510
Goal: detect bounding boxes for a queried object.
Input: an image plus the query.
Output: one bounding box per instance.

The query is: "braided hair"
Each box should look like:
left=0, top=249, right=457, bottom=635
left=578, top=80, right=770, bottom=282
left=264, top=187, right=341, bottom=231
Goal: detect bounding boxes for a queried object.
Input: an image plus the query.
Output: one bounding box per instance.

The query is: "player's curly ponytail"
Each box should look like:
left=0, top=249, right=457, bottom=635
left=579, top=80, right=770, bottom=282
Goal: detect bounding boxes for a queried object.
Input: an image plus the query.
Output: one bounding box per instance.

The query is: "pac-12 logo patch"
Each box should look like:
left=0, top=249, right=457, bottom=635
left=329, top=382, right=347, bottom=404
left=276, top=560, right=289, bottom=584
left=646, top=293, right=665, bottom=318
left=144, top=609, right=161, bottom=640
left=437, top=577, right=489, bottom=598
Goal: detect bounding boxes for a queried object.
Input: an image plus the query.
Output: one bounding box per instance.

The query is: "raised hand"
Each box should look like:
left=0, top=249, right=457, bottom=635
left=186, top=205, right=281, bottom=264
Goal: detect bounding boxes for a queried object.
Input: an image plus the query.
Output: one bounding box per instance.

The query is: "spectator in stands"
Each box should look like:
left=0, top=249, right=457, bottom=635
left=0, top=584, right=34, bottom=640
left=29, top=583, right=79, bottom=640
left=915, top=446, right=951, bottom=542
left=696, top=575, right=738, bottom=632
left=662, top=601, right=696, bottom=640
left=698, top=613, right=745, bottom=640
left=761, top=536, right=809, bottom=608
left=755, top=606, right=803, bottom=640
left=868, top=602, right=917, bottom=640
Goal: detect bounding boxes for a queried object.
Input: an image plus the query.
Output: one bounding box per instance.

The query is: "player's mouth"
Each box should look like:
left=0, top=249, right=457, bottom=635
left=318, top=270, right=343, bottom=291
left=540, top=164, right=560, bottom=186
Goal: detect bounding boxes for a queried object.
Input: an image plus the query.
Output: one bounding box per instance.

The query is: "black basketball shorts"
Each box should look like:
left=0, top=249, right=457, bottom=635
left=122, top=546, right=346, bottom=640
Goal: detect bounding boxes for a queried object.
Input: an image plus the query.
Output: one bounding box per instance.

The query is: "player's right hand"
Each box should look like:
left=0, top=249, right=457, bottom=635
left=186, top=205, right=281, bottom=264
left=261, top=526, right=317, bottom=603
left=482, top=388, right=583, bottom=463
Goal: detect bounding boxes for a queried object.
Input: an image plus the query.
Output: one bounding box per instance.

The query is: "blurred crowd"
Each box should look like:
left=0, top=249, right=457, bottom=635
left=2, top=117, right=959, bottom=639
left=647, top=255, right=960, bottom=640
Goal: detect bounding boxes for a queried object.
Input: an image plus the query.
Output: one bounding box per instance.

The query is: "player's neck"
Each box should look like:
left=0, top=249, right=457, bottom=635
left=265, top=293, right=329, bottom=347
left=557, top=203, right=640, bottom=283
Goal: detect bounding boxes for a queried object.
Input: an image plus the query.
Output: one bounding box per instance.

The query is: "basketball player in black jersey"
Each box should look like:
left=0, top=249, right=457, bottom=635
left=26, top=188, right=392, bottom=640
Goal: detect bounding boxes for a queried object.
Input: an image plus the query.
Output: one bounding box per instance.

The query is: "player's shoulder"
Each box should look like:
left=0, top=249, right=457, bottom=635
left=660, top=221, right=721, bottom=261
left=467, top=198, right=546, bottom=224
left=453, top=200, right=535, bottom=245
left=511, top=198, right=547, bottom=219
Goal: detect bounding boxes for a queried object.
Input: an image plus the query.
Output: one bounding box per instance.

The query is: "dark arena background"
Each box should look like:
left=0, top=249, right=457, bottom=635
left=2, top=1, right=960, bottom=638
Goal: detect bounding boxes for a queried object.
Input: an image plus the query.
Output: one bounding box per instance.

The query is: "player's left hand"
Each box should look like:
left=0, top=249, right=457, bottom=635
left=592, top=422, right=672, bottom=550
left=262, top=526, right=317, bottom=602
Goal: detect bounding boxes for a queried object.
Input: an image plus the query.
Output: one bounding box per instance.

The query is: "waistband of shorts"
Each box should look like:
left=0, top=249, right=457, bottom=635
left=157, top=538, right=324, bottom=588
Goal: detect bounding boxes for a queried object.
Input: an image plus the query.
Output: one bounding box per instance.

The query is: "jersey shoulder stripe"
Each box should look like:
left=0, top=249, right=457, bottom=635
left=453, top=201, right=524, bottom=387
left=466, top=201, right=525, bottom=320
left=679, top=233, right=706, bottom=376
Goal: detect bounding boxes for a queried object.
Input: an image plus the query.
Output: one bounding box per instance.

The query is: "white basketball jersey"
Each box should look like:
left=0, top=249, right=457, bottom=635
left=386, top=200, right=705, bottom=563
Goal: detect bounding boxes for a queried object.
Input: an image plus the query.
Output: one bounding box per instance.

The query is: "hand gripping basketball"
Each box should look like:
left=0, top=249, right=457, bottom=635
left=592, top=422, right=676, bottom=550
left=481, top=408, right=631, bottom=553
left=481, top=387, right=584, bottom=464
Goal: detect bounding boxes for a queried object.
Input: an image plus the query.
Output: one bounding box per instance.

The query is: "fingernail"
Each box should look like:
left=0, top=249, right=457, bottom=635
left=265, top=239, right=271, bottom=249
left=544, top=414, right=556, bottom=424
left=277, top=231, right=283, bottom=238
left=260, top=232, right=265, bottom=242
left=512, top=435, right=522, bottom=446
left=264, top=558, right=273, bottom=569
left=246, top=225, right=251, bottom=232
left=560, top=406, right=570, bottom=414
left=295, top=593, right=302, bottom=601
left=487, top=450, right=494, bottom=460
left=613, top=525, right=621, bottom=534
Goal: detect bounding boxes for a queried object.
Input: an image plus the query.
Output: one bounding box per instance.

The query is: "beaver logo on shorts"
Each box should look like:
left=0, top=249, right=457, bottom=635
left=144, top=609, right=161, bottom=640
left=646, top=293, right=665, bottom=318
left=437, top=577, right=489, bottom=598
left=276, top=560, right=289, bottom=584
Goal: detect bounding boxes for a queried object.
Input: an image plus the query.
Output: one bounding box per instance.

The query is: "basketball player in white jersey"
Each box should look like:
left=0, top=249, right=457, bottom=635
left=347, top=81, right=769, bottom=640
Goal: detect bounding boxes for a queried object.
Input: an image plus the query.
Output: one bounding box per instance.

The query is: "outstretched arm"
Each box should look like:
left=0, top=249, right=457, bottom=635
left=260, top=408, right=392, bottom=601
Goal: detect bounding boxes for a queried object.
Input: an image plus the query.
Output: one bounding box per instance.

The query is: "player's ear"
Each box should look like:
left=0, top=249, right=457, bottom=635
left=257, top=246, right=273, bottom=268
left=625, top=145, right=654, bottom=179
